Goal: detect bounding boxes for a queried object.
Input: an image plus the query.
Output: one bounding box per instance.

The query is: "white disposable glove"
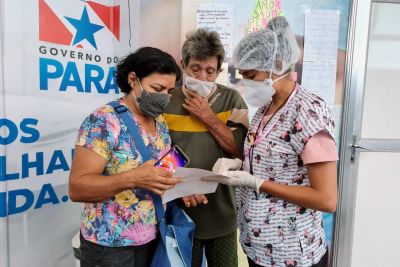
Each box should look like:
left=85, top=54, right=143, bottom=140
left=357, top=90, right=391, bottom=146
left=203, top=171, right=264, bottom=193
left=212, top=158, right=243, bottom=174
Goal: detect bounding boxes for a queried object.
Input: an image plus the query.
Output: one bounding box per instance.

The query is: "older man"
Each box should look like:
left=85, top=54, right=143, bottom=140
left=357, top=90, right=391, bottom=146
left=164, top=29, right=249, bottom=267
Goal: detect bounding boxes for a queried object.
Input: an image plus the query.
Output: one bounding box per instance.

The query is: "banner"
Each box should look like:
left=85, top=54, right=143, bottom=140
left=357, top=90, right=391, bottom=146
left=0, top=0, right=138, bottom=265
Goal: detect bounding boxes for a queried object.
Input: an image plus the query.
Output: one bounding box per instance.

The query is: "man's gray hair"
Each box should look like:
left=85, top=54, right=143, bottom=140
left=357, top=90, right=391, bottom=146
left=181, top=28, right=225, bottom=70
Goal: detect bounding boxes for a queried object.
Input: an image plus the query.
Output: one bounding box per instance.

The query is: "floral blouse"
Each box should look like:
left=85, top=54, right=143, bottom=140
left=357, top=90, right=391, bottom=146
left=76, top=98, right=171, bottom=247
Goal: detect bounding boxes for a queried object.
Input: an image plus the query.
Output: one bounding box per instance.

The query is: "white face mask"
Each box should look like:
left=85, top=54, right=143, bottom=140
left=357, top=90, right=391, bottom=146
left=183, top=74, right=215, bottom=97
left=242, top=72, right=290, bottom=107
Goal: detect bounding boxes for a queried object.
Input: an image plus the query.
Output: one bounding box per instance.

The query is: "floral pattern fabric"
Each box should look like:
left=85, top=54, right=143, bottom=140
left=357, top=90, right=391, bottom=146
left=238, top=84, right=336, bottom=267
left=76, top=98, right=171, bottom=247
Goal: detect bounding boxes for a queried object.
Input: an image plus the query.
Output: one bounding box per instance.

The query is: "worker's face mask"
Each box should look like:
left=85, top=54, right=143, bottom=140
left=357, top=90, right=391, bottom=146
left=242, top=72, right=290, bottom=107
left=183, top=74, right=214, bottom=97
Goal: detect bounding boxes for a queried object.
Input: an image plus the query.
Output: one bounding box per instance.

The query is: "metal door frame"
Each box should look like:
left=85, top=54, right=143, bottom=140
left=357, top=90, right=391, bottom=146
left=333, top=0, right=400, bottom=266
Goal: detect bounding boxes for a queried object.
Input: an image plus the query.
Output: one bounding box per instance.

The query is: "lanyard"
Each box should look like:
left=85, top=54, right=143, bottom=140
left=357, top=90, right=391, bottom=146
left=246, top=86, right=298, bottom=199
left=246, top=86, right=298, bottom=175
left=253, top=86, right=298, bottom=147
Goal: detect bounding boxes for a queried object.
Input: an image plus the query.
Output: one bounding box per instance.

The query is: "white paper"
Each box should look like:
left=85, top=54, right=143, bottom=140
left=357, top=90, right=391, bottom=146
left=301, top=61, right=337, bottom=106
left=303, top=10, right=340, bottom=61
left=162, top=168, right=220, bottom=204
left=196, top=4, right=233, bottom=57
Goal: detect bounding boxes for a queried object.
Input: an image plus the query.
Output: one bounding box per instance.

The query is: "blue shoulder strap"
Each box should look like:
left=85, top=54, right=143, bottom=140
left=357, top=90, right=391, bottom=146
left=108, top=101, right=151, bottom=161
left=108, top=101, right=165, bottom=220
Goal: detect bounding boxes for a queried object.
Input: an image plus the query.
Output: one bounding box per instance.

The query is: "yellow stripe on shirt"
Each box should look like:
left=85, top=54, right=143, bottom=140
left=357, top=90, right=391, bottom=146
left=163, top=111, right=231, bottom=132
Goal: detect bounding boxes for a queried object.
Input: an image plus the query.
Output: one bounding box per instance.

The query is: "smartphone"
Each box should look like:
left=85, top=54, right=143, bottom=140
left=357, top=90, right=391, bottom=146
left=154, top=145, right=190, bottom=172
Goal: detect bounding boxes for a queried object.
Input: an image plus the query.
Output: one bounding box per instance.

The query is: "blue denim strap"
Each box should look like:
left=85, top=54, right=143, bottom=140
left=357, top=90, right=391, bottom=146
left=107, top=101, right=165, bottom=220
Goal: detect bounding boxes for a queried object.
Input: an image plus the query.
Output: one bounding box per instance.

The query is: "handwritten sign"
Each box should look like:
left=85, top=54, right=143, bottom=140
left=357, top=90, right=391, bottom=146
left=304, top=10, right=340, bottom=61
left=197, top=4, right=234, bottom=57
left=302, top=9, right=341, bottom=106
left=301, top=61, right=337, bottom=106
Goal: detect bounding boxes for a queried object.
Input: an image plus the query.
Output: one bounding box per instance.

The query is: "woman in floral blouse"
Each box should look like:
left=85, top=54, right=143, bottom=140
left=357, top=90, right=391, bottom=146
left=69, top=47, right=182, bottom=267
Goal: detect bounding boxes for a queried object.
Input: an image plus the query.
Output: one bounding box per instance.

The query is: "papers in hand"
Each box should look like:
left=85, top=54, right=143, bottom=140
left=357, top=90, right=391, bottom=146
left=162, top=167, right=222, bottom=204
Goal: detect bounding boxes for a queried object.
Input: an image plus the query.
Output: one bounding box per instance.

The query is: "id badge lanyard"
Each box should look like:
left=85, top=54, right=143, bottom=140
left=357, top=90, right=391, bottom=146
left=245, top=86, right=298, bottom=198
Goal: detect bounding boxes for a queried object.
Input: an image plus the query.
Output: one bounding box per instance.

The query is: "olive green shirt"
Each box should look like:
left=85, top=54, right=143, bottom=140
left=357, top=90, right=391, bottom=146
left=164, top=84, right=249, bottom=239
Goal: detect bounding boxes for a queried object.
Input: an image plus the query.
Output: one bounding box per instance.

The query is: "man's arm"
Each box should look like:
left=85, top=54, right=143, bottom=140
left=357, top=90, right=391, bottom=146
left=183, top=89, right=243, bottom=158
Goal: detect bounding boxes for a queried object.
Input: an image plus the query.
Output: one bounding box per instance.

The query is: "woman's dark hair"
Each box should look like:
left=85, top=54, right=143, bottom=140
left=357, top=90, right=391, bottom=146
left=115, top=47, right=181, bottom=94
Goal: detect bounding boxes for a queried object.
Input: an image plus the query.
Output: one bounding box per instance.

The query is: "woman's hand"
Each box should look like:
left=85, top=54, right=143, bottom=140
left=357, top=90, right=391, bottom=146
left=69, top=146, right=182, bottom=202
left=128, top=160, right=183, bottom=195
left=212, top=158, right=243, bottom=174
left=203, top=171, right=264, bottom=193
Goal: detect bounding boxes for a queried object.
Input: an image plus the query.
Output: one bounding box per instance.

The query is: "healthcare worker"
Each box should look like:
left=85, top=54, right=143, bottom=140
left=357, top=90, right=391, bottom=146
left=206, top=16, right=338, bottom=267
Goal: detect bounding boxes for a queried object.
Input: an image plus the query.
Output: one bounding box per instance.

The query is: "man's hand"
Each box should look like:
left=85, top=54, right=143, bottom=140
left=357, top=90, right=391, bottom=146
left=182, top=90, right=215, bottom=122
left=181, top=194, right=208, bottom=207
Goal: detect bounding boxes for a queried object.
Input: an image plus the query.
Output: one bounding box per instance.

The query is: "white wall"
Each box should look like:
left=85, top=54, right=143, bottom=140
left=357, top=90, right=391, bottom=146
left=139, top=0, right=182, bottom=60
